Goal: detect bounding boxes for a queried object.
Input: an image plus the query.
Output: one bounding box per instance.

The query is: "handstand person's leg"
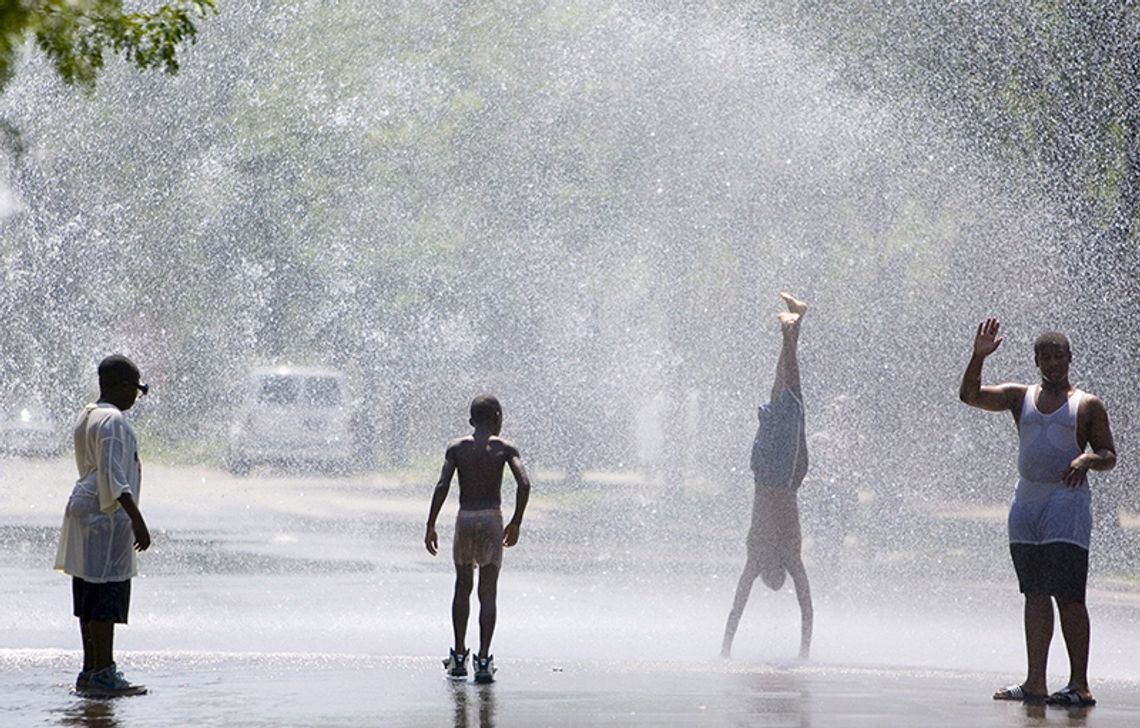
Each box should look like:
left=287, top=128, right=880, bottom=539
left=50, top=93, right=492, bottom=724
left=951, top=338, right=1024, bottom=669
left=1056, top=598, right=1091, bottom=696
left=769, top=294, right=806, bottom=401
left=453, top=565, right=475, bottom=654
left=477, top=565, right=500, bottom=659
left=787, top=558, right=813, bottom=659
left=722, top=559, right=760, bottom=658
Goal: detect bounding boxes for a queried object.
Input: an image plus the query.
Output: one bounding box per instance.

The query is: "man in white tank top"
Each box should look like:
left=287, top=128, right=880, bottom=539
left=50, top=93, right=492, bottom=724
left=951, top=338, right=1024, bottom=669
left=960, top=319, right=1116, bottom=707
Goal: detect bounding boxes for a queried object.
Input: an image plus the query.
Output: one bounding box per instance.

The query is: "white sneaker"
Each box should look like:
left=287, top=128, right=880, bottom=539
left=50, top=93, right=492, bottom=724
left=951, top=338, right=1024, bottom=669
left=81, top=663, right=147, bottom=697
left=443, top=648, right=469, bottom=679
left=474, top=654, right=496, bottom=684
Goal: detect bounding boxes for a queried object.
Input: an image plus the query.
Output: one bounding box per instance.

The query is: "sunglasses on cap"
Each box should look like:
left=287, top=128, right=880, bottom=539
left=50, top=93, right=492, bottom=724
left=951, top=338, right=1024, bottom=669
left=115, top=380, right=149, bottom=396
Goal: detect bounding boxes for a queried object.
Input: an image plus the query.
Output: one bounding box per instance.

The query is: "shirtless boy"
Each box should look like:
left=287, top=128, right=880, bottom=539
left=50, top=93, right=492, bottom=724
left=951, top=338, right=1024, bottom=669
left=425, top=395, right=531, bottom=683
left=721, top=293, right=813, bottom=660
left=960, top=319, right=1116, bottom=707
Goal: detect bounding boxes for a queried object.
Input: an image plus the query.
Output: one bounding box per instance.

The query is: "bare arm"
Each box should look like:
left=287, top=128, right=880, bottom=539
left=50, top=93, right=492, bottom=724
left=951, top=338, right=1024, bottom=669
left=1064, top=396, right=1117, bottom=486
left=424, top=454, right=456, bottom=556
left=502, top=451, right=531, bottom=548
left=117, top=492, right=150, bottom=551
left=959, top=318, right=1024, bottom=412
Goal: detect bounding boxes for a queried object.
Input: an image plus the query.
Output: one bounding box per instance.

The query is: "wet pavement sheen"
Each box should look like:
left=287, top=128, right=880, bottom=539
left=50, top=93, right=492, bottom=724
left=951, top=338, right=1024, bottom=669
left=5, top=458, right=1140, bottom=727
left=3, top=651, right=1139, bottom=727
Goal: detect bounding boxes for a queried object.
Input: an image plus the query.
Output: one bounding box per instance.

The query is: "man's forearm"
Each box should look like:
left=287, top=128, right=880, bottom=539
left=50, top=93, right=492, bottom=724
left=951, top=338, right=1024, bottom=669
left=1083, top=449, right=1117, bottom=472
left=959, top=354, right=985, bottom=403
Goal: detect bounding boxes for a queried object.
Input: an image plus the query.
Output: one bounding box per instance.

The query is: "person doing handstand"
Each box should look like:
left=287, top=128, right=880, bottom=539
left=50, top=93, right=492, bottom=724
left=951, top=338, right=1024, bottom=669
left=425, top=395, right=531, bottom=684
left=722, top=293, right=813, bottom=660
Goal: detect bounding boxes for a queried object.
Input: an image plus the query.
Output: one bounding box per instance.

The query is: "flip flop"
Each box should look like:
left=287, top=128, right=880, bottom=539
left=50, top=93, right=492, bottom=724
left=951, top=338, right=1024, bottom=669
left=993, top=684, right=1047, bottom=702
left=1046, top=687, right=1096, bottom=707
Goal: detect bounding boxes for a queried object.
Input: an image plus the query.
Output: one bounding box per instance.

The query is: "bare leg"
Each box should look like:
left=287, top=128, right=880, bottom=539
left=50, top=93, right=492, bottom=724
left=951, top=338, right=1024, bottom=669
left=1056, top=598, right=1093, bottom=699
left=787, top=557, right=813, bottom=659
left=89, top=621, right=115, bottom=671
left=722, top=560, right=759, bottom=658
left=1022, top=594, right=1053, bottom=697
left=769, top=313, right=803, bottom=401
left=79, top=621, right=94, bottom=672
left=452, top=565, right=475, bottom=654
left=477, top=565, right=500, bottom=658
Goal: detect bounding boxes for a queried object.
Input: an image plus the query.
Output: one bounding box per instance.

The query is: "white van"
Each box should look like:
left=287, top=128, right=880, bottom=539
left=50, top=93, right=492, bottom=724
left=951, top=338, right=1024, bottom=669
left=226, top=366, right=355, bottom=475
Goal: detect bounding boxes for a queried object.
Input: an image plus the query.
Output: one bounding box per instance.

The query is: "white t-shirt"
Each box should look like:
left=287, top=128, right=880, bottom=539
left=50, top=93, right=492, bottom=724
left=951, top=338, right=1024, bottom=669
left=54, top=403, right=142, bottom=583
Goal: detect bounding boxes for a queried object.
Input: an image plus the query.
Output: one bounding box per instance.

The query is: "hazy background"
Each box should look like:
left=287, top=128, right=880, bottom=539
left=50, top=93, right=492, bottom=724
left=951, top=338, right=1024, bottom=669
left=1, top=1, right=1137, bottom=566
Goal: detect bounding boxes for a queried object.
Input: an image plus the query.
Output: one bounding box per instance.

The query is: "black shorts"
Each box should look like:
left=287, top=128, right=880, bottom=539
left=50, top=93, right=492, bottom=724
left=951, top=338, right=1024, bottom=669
left=1009, top=543, right=1088, bottom=603
left=72, top=577, right=131, bottom=623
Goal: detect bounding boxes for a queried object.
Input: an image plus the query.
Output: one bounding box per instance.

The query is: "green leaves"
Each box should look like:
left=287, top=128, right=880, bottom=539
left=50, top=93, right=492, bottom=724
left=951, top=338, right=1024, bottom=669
left=1, top=0, right=216, bottom=93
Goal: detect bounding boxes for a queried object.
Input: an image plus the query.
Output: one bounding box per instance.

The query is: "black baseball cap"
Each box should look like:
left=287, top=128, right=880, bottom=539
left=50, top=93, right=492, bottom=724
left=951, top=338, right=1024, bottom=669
left=98, top=354, right=149, bottom=395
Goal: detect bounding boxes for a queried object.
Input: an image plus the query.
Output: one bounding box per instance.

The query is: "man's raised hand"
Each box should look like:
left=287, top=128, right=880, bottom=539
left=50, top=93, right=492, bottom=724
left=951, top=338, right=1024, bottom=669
left=974, top=318, right=1003, bottom=358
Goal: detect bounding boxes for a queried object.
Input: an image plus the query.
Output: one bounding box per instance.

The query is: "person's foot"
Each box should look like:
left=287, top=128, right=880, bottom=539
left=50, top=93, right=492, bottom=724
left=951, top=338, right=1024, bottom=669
left=779, top=292, right=808, bottom=317
left=443, top=648, right=470, bottom=679
left=474, top=654, right=496, bottom=684
left=1046, top=686, right=1096, bottom=707
left=993, top=683, right=1047, bottom=702
left=74, top=669, right=92, bottom=693
left=81, top=663, right=147, bottom=697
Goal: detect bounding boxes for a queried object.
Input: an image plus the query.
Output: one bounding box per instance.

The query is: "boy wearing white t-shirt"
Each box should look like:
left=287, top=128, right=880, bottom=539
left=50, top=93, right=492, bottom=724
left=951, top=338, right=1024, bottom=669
left=55, top=355, right=152, bottom=697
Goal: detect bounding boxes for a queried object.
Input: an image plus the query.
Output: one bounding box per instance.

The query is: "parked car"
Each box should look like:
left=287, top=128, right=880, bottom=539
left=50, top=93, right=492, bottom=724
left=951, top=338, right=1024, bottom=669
left=226, top=366, right=356, bottom=475
left=0, top=401, right=64, bottom=457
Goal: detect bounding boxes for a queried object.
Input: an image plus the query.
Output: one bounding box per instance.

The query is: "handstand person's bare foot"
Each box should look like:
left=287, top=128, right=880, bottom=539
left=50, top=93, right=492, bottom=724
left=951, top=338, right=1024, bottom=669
left=779, top=292, right=808, bottom=317
left=778, top=311, right=801, bottom=334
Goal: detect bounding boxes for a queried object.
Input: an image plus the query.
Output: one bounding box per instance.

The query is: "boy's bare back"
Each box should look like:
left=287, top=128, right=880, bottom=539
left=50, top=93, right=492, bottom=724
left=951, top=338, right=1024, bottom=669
left=425, top=395, right=532, bottom=557
left=448, top=434, right=521, bottom=511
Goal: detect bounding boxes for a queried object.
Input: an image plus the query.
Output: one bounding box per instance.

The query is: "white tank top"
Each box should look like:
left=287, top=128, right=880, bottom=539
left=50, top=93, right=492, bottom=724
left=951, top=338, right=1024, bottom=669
left=1009, top=385, right=1092, bottom=547
left=1017, top=385, right=1085, bottom=490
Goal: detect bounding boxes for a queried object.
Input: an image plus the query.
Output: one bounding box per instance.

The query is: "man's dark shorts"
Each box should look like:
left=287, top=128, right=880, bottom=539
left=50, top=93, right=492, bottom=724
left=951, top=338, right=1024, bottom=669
left=1009, top=543, right=1088, bottom=603
left=72, top=577, right=131, bottom=623
left=750, top=387, right=807, bottom=489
